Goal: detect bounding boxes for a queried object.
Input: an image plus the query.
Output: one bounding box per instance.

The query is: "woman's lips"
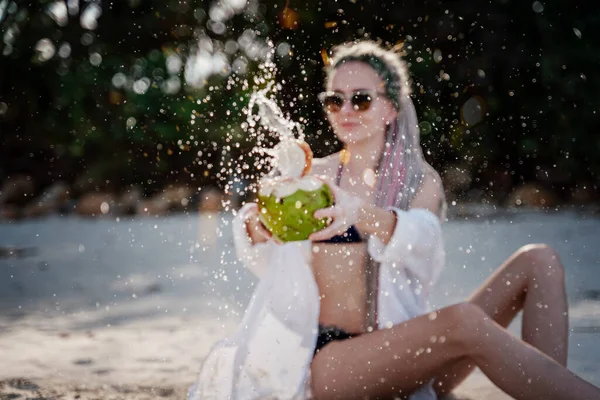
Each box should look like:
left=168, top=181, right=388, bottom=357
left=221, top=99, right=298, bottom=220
left=340, top=122, right=359, bottom=129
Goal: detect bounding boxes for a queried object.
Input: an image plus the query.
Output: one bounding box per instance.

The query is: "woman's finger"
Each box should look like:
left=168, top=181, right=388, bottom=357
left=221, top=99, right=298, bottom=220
left=309, top=228, right=343, bottom=242
left=314, top=175, right=340, bottom=199
left=241, top=202, right=259, bottom=220
left=255, top=221, right=272, bottom=238
left=255, top=219, right=286, bottom=244
left=314, top=206, right=342, bottom=220
left=315, top=174, right=336, bottom=187
left=243, top=202, right=284, bottom=244
left=308, top=221, right=345, bottom=241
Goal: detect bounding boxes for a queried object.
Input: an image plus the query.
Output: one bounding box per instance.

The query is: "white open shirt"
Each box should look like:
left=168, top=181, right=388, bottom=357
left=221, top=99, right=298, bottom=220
left=188, top=202, right=446, bottom=400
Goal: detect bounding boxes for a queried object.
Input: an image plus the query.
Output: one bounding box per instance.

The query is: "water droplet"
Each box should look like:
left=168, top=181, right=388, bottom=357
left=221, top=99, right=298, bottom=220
left=362, top=168, right=376, bottom=187
left=80, top=3, right=102, bottom=30
left=126, top=117, right=137, bottom=128
left=58, top=42, right=71, bottom=58
left=418, top=121, right=432, bottom=135
left=35, top=38, right=55, bottom=62
left=133, top=78, right=150, bottom=94
left=461, top=96, right=485, bottom=126
left=89, top=52, right=102, bottom=66
left=47, top=1, right=68, bottom=27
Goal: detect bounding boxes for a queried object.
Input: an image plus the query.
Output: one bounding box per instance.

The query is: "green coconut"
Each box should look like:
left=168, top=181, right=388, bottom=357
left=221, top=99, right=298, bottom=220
left=257, top=179, right=334, bottom=242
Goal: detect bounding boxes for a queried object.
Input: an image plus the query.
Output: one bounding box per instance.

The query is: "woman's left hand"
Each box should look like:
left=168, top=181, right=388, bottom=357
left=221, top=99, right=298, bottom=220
left=308, top=176, right=366, bottom=241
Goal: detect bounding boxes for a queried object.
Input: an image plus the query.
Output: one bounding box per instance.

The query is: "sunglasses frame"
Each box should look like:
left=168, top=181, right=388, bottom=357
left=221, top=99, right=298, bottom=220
left=317, top=89, right=388, bottom=113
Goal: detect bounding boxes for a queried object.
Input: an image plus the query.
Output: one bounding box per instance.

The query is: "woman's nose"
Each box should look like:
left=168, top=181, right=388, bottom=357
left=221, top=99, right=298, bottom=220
left=339, top=99, right=356, bottom=114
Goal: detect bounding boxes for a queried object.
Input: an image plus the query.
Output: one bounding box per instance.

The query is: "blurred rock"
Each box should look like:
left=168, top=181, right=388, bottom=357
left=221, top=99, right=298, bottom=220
left=199, top=187, right=224, bottom=213
left=24, top=181, right=71, bottom=217
left=137, top=198, right=169, bottom=217
left=535, top=165, right=572, bottom=186
left=143, top=283, right=163, bottom=295
left=0, top=204, right=23, bottom=220
left=480, top=164, right=513, bottom=201
left=73, top=358, right=94, bottom=366
left=73, top=172, right=101, bottom=195
left=446, top=202, right=500, bottom=220
left=0, top=246, right=38, bottom=259
left=76, top=192, right=118, bottom=217
left=137, top=185, right=193, bottom=216
left=463, top=188, right=486, bottom=203
left=506, top=183, right=557, bottom=207
left=442, top=164, right=472, bottom=193
left=162, top=185, right=193, bottom=211
left=0, top=175, right=35, bottom=206
left=72, top=161, right=121, bottom=196
left=4, top=378, right=40, bottom=391
left=118, top=187, right=143, bottom=215
left=570, top=182, right=598, bottom=205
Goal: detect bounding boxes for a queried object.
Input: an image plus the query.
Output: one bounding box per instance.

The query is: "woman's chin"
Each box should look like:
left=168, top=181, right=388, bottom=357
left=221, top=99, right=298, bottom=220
left=335, top=132, right=370, bottom=145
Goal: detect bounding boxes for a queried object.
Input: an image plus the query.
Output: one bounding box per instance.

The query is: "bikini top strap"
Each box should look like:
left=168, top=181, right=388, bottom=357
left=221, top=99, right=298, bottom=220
left=336, top=148, right=348, bottom=186
left=335, top=160, right=343, bottom=186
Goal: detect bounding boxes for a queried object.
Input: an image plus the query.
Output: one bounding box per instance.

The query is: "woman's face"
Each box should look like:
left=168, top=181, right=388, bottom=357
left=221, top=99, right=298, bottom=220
left=324, top=61, right=398, bottom=146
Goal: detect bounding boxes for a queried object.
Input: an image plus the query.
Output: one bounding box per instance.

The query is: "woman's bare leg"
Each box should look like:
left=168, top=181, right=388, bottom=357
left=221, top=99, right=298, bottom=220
left=434, top=243, right=569, bottom=395
left=310, top=302, right=598, bottom=400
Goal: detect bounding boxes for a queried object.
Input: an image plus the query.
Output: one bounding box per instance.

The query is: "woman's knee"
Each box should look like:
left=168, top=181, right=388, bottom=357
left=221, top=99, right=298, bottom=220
left=441, top=303, right=489, bottom=351
left=515, top=243, right=565, bottom=281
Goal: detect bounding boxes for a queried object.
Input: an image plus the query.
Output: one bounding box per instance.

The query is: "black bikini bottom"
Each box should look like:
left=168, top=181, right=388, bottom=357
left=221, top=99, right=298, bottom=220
left=314, top=324, right=361, bottom=356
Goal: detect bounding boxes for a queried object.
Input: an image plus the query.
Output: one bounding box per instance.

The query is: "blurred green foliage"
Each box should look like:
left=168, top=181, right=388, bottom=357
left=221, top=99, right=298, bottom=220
left=0, top=0, right=598, bottom=201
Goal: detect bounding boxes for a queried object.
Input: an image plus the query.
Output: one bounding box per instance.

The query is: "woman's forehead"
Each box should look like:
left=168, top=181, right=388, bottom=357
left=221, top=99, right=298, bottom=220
left=328, top=61, right=385, bottom=91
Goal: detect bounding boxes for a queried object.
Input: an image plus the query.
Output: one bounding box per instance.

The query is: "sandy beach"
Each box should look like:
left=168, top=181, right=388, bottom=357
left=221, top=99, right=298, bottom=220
left=1, top=206, right=599, bottom=399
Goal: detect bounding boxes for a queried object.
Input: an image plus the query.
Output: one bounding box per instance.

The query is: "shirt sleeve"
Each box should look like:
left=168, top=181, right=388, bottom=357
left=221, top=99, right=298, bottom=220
left=367, top=207, right=445, bottom=286
left=232, top=202, right=277, bottom=279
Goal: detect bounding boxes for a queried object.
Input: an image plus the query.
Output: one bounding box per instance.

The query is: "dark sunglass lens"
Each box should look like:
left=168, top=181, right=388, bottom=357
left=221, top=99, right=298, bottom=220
left=352, top=93, right=373, bottom=111
left=323, top=95, right=343, bottom=112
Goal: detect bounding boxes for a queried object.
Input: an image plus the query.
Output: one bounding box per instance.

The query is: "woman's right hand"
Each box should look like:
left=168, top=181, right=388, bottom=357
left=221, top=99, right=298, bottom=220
left=243, top=203, right=280, bottom=244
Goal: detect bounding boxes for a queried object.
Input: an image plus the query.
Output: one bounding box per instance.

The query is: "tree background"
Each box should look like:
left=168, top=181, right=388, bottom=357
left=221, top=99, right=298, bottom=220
left=1, top=0, right=598, bottom=209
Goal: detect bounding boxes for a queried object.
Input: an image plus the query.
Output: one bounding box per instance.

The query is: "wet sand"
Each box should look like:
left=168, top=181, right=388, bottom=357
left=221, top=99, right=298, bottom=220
left=1, top=206, right=599, bottom=399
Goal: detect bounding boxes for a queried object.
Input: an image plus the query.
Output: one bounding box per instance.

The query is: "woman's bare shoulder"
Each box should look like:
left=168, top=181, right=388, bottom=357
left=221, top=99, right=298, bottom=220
left=411, top=164, right=446, bottom=218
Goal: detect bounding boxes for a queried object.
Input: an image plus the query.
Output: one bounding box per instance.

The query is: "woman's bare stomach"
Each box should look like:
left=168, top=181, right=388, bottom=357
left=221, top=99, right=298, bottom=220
left=310, top=242, right=368, bottom=334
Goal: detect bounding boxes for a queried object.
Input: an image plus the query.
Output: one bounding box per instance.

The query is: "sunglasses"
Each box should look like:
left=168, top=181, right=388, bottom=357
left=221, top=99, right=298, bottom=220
left=317, top=90, right=387, bottom=113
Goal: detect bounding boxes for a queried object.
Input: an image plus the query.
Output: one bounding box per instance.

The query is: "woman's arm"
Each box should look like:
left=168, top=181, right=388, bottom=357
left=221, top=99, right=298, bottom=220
left=356, top=170, right=445, bottom=244
left=365, top=171, right=446, bottom=283
left=309, top=170, right=446, bottom=283
left=244, top=207, right=270, bottom=245
left=232, top=203, right=276, bottom=278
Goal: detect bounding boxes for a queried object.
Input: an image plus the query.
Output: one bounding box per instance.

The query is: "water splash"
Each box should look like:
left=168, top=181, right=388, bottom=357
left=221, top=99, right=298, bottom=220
left=247, top=83, right=302, bottom=141
left=245, top=81, right=305, bottom=177
left=223, top=41, right=308, bottom=210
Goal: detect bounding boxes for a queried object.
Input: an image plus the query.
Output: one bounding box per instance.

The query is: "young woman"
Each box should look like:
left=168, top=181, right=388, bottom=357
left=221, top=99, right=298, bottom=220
left=188, top=41, right=600, bottom=400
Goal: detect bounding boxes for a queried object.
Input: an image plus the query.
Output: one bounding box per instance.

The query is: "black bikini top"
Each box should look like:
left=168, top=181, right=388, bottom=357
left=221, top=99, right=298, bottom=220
left=317, top=224, right=363, bottom=243
left=316, top=156, right=364, bottom=244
